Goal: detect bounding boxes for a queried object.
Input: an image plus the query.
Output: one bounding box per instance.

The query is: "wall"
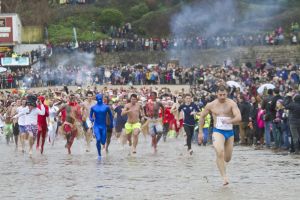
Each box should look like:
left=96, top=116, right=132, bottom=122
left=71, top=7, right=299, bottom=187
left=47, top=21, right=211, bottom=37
left=95, top=45, right=300, bottom=66
left=22, top=26, right=44, bottom=43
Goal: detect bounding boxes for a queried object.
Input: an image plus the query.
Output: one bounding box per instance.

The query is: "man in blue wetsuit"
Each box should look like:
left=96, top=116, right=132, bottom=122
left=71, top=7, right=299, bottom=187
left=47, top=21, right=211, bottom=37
left=90, top=94, right=113, bottom=160
left=198, top=85, right=241, bottom=186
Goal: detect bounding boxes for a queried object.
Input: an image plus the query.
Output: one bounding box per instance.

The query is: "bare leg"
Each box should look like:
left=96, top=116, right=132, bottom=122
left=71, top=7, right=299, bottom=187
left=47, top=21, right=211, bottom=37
left=152, top=135, right=157, bottom=153
left=212, top=132, right=228, bottom=186
left=18, top=135, right=21, bottom=149
left=127, top=133, right=132, bottom=146
left=85, top=129, right=92, bottom=152
left=224, top=136, right=234, bottom=162
left=105, top=130, right=112, bottom=153
left=156, top=132, right=162, bottom=143
left=132, top=128, right=140, bottom=153
left=116, top=131, right=121, bottom=139
left=121, top=131, right=127, bottom=146
left=14, top=135, right=18, bottom=148
left=20, top=134, right=26, bottom=152
left=29, top=135, right=35, bottom=157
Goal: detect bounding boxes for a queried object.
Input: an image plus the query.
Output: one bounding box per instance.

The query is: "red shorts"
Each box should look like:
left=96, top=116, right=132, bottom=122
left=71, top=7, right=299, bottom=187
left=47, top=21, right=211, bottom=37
left=64, top=124, right=72, bottom=133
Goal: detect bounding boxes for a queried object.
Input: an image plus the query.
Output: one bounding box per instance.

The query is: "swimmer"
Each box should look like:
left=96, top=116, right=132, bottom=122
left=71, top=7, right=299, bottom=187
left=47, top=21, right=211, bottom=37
left=198, top=85, right=241, bottom=186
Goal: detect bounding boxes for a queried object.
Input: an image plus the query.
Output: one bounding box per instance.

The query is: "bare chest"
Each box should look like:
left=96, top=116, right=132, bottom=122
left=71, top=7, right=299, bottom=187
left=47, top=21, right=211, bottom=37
left=130, top=105, right=140, bottom=114
left=85, top=101, right=96, bottom=110
left=210, top=103, right=232, bottom=116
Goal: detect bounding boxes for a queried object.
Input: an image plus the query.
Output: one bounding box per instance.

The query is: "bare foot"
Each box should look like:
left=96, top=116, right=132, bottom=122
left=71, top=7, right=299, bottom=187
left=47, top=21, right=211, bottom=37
left=132, top=147, right=136, bottom=154
left=29, top=149, right=33, bottom=157
left=223, top=177, right=229, bottom=186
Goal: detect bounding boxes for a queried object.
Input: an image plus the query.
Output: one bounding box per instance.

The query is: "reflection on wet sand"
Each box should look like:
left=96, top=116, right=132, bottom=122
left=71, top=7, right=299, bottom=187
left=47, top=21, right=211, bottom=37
left=0, top=136, right=299, bottom=200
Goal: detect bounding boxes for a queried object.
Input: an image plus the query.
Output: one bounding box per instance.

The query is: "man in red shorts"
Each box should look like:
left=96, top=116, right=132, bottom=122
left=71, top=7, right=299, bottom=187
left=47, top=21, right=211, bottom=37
left=57, top=94, right=82, bottom=154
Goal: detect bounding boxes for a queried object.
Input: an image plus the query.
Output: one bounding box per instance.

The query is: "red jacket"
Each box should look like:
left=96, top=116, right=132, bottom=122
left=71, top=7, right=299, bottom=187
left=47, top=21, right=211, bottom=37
left=7, top=74, right=13, bottom=83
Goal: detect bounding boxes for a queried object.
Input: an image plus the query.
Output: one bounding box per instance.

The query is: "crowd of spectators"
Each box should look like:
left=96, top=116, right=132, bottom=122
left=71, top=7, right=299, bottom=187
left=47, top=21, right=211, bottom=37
left=56, top=0, right=95, bottom=5
left=0, top=48, right=46, bottom=65
left=1, top=58, right=299, bottom=90
left=1, top=59, right=300, bottom=154
left=53, top=31, right=300, bottom=54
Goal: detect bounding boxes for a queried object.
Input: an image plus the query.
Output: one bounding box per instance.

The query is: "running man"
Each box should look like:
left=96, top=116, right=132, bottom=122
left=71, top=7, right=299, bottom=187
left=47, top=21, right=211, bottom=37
left=11, top=100, right=21, bottom=149
left=103, top=96, right=114, bottom=153
left=57, top=94, right=82, bottom=154
left=16, top=98, right=28, bottom=153
left=145, top=92, right=164, bottom=153
left=47, top=100, right=59, bottom=146
left=14, top=97, right=45, bottom=157
left=82, top=91, right=96, bottom=152
left=114, top=98, right=128, bottom=142
left=121, top=94, right=143, bottom=154
left=178, top=93, right=200, bottom=155
left=171, top=95, right=184, bottom=137
left=4, top=102, right=13, bottom=145
left=198, top=85, right=241, bottom=186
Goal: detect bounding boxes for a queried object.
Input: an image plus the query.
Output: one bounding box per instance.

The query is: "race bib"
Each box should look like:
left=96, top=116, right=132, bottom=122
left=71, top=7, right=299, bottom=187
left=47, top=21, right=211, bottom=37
left=215, top=116, right=233, bottom=130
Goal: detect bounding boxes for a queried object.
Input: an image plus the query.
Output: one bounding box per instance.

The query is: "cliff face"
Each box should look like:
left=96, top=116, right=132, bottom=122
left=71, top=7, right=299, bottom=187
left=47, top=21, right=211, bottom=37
left=95, top=46, right=300, bottom=66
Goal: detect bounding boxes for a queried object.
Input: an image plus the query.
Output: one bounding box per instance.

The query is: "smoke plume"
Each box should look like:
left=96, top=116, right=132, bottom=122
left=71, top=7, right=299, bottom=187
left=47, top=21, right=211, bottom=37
left=169, top=0, right=286, bottom=65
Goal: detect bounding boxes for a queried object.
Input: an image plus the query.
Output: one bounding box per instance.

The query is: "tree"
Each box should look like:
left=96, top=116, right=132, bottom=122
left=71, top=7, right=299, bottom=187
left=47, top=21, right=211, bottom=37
left=145, top=0, right=159, bottom=11
left=99, top=8, right=124, bottom=28
left=129, top=3, right=149, bottom=20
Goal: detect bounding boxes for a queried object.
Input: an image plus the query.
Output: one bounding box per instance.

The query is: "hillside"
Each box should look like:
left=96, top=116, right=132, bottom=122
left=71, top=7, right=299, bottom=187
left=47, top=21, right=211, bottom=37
left=1, top=0, right=300, bottom=43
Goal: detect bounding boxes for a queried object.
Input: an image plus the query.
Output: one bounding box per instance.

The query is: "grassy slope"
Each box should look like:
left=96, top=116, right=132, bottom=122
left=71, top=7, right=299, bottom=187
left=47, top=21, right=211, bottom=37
left=19, top=0, right=300, bottom=43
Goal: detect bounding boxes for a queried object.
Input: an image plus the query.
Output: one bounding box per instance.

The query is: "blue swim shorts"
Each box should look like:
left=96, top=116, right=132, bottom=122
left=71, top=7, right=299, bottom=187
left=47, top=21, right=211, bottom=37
left=213, top=128, right=234, bottom=140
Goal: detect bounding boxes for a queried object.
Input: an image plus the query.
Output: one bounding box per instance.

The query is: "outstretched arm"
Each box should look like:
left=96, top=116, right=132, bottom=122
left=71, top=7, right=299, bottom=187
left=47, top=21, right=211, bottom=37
left=37, top=103, right=45, bottom=115
left=121, top=104, right=130, bottom=116
left=56, top=104, right=66, bottom=116
left=13, top=107, right=29, bottom=119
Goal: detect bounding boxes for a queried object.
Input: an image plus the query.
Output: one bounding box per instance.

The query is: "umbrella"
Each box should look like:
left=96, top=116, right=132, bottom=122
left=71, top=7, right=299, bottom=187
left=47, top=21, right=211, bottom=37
left=226, top=81, right=243, bottom=91
left=257, top=83, right=275, bottom=94
left=147, top=64, right=157, bottom=69
left=0, top=67, right=7, bottom=73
